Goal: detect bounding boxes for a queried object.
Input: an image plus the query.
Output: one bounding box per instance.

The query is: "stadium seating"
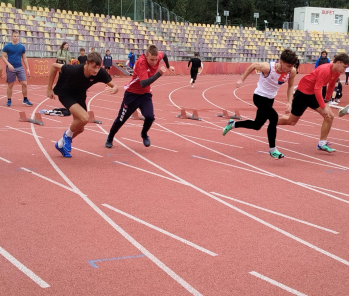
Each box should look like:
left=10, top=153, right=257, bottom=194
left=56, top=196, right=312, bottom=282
left=1, top=2, right=349, bottom=62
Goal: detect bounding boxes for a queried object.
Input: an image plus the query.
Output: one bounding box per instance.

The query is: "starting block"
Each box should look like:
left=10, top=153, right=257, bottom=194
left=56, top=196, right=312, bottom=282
left=19, top=111, right=44, bottom=125
left=88, top=111, right=102, bottom=124
left=131, top=110, right=145, bottom=121
left=216, top=109, right=242, bottom=120
left=176, top=108, right=201, bottom=121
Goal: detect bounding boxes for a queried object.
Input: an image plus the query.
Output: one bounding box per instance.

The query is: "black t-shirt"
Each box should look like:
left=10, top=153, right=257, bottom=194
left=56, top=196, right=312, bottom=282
left=54, top=64, right=111, bottom=98
left=188, top=57, right=202, bottom=69
left=78, top=55, right=87, bottom=64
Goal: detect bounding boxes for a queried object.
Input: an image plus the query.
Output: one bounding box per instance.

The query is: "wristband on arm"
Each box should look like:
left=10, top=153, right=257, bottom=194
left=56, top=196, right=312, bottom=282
left=140, top=72, right=162, bottom=88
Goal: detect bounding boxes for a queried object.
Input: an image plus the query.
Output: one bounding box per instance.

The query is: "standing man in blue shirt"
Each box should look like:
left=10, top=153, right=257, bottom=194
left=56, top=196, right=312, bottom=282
left=2, top=30, right=32, bottom=107
left=128, top=49, right=136, bottom=68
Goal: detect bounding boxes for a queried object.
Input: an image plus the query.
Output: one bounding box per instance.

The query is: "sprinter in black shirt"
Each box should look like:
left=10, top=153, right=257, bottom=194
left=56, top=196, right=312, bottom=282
left=46, top=52, right=119, bottom=158
left=188, top=52, right=203, bottom=87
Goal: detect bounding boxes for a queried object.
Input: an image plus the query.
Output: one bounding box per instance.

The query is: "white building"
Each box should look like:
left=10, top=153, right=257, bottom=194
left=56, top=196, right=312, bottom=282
left=294, top=7, right=349, bottom=33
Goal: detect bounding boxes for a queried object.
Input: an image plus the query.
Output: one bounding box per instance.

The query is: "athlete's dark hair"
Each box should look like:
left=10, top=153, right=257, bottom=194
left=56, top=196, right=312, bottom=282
left=280, top=49, right=298, bottom=65
left=79, top=48, right=85, bottom=51
left=333, top=53, right=349, bottom=64
left=194, top=52, right=199, bottom=57
left=147, top=45, right=158, bottom=56
left=321, top=50, right=328, bottom=56
left=87, top=52, right=102, bottom=66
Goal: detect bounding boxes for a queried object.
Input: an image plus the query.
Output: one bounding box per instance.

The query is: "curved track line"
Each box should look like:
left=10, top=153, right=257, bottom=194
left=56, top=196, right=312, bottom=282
left=32, top=93, right=203, bottom=296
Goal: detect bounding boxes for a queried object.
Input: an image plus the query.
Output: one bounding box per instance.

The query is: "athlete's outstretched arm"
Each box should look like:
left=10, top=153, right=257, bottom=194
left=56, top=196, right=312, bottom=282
left=162, top=54, right=175, bottom=74
left=236, top=62, right=270, bottom=88
left=140, top=66, right=167, bottom=88
left=285, top=68, right=296, bottom=113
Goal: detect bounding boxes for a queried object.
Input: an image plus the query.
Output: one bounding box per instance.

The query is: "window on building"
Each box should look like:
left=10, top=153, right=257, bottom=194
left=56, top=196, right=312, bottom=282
left=311, top=13, right=319, bottom=24
left=335, top=15, right=343, bottom=25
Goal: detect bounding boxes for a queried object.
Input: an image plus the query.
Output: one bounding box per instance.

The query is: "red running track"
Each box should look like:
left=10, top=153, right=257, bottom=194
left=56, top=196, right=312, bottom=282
left=1, top=73, right=349, bottom=295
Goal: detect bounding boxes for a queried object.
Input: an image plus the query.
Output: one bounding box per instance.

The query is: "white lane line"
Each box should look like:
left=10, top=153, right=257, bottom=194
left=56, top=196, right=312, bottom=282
left=0, top=156, right=12, bottom=163
left=20, top=167, right=77, bottom=193
left=90, top=104, right=117, bottom=111
left=258, top=151, right=344, bottom=169
left=211, top=192, right=338, bottom=234
left=84, top=127, right=107, bottom=134
left=0, top=105, right=21, bottom=112
left=0, top=246, right=50, bottom=288
left=182, top=134, right=243, bottom=148
left=102, top=204, right=217, bottom=256
left=113, top=161, right=183, bottom=184
left=6, top=126, right=43, bottom=138
left=41, top=116, right=62, bottom=123
left=249, top=271, right=307, bottom=296
left=121, top=137, right=178, bottom=152
left=93, top=115, right=114, bottom=121
left=50, top=141, right=103, bottom=158
left=238, top=133, right=300, bottom=145
left=192, top=155, right=273, bottom=177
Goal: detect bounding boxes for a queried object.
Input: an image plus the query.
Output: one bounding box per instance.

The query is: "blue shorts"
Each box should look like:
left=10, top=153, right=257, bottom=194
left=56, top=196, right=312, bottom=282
left=6, top=66, right=27, bottom=83
left=129, top=63, right=134, bottom=68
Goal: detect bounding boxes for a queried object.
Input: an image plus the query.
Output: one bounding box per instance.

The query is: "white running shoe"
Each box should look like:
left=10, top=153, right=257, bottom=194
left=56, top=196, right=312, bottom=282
left=330, top=101, right=338, bottom=105
left=190, top=78, right=193, bottom=84
left=338, top=104, right=349, bottom=117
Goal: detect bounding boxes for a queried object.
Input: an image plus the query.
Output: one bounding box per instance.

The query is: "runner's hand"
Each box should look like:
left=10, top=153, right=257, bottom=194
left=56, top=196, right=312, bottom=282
left=159, top=66, right=167, bottom=75
left=285, top=102, right=292, bottom=113
left=47, top=89, right=56, bottom=100
left=236, top=79, right=243, bottom=88
left=106, top=85, right=119, bottom=94
left=169, top=66, right=175, bottom=74
left=8, top=64, right=14, bottom=72
left=27, top=69, right=30, bottom=76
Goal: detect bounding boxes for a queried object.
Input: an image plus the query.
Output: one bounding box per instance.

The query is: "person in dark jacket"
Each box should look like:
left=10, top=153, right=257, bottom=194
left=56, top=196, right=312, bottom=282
left=103, top=50, right=113, bottom=74
left=315, top=51, right=331, bottom=98
left=128, top=49, right=136, bottom=68
left=330, top=78, right=342, bottom=104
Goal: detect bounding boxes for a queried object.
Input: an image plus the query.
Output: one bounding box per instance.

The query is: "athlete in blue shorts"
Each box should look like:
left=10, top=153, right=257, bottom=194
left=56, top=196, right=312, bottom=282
left=1, top=30, right=32, bottom=107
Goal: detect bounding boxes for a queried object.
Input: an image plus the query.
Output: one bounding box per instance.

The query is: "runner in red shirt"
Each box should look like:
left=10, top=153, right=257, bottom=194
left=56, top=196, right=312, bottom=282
left=278, top=53, right=349, bottom=152
left=106, top=45, right=175, bottom=148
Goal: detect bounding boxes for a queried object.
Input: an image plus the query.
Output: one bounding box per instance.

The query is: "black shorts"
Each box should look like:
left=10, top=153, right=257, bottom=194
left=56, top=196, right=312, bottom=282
left=105, top=67, right=111, bottom=70
left=291, top=90, right=320, bottom=117
left=58, top=95, right=87, bottom=111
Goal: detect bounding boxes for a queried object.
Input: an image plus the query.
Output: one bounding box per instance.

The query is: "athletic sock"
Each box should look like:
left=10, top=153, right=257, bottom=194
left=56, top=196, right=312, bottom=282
left=66, top=128, right=74, bottom=137
left=23, top=97, right=28, bottom=100
left=318, top=140, right=327, bottom=147
left=230, top=120, right=236, bottom=128
left=347, top=109, right=349, bottom=114
left=58, top=138, right=64, bottom=148
left=269, top=147, right=277, bottom=153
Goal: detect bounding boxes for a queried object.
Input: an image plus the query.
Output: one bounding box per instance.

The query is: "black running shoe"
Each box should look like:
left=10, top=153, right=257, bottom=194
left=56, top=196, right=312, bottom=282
left=105, top=137, right=113, bottom=148
left=141, top=133, right=151, bottom=147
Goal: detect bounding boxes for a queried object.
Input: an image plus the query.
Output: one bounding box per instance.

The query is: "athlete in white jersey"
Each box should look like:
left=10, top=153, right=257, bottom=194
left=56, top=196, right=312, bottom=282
left=222, top=49, right=297, bottom=159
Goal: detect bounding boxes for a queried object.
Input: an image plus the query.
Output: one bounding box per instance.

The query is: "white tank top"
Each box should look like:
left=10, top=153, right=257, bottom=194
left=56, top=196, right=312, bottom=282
left=254, top=61, right=290, bottom=99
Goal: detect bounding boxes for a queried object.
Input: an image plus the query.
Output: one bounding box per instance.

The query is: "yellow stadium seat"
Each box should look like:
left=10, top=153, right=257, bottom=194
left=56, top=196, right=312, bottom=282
left=56, top=9, right=61, bottom=13
left=90, top=12, right=94, bottom=17
left=101, top=14, right=105, bottom=18
left=1, top=2, right=6, bottom=7
left=7, top=2, right=12, bottom=7
left=26, top=5, right=31, bottom=10
left=78, top=11, right=83, bottom=16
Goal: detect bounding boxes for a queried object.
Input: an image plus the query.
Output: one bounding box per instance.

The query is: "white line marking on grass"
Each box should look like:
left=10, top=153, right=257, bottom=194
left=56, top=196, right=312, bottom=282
left=102, top=204, right=217, bottom=256
left=211, top=192, right=339, bottom=234
left=20, top=167, right=77, bottom=193
left=6, top=126, right=43, bottom=138
left=50, top=141, right=103, bottom=157
left=0, top=246, right=50, bottom=288
left=249, top=271, right=307, bottom=296
left=121, top=137, right=178, bottom=152
left=0, top=156, right=12, bottom=163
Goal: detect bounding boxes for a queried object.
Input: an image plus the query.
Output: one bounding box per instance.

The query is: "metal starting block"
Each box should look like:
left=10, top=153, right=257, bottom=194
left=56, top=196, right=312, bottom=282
left=19, top=112, right=44, bottom=125
left=176, top=108, right=201, bottom=121
left=88, top=111, right=102, bottom=124
left=216, top=109, right=242, bottom=120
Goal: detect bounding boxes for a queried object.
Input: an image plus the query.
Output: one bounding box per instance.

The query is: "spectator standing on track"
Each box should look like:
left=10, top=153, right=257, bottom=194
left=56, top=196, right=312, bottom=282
left=128, top=49, right=136, bottom=69
left=46, top=52, right=119, bottom=158
left=315, top=50, right=331, bottom=99
left=2, top=30, right=32, bottom=107
left=223, top=49, right=298, bottom=159
left=105, top=45, right=175, bottom=148
left=78, top=48, right=87, bottom=65
left=187, top=52, right=203, bottom=87
left=329, top=78, right=342, bottom=105
left=345, top=66, right=349, bottom=85
left=278, top=53, right=349, bottom=153
left=103, top=50, right=112, bottom=75
left=56, top=41, right=71, bottom=65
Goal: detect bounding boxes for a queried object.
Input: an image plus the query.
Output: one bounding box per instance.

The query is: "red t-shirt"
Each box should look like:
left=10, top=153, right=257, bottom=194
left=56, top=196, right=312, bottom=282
left=124, top=51, right=164, bottom=94
left=297, top=63, right=339, bottom=108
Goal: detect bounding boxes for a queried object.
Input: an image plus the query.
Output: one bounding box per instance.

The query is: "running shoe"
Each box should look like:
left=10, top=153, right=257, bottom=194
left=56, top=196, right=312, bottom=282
left=270, top=149, right=284, bottom=159
left=6, top=99, right=11, bottom=106
left=222, top=120, right=235, bottom=136
left=62, top=131, right=72, bottom=152
left=190, top=78, right=193, bottom=84
left=55, top=142, right=72, bottom=158
left=141, top=132, right=151, bottom=147
left=338, top=104, right=349, bottom=117
left=23, top=98, right=33, bottom=106
left=317, top=144, right=336, bottom=153
left=105, top=136, right=113, bottom=148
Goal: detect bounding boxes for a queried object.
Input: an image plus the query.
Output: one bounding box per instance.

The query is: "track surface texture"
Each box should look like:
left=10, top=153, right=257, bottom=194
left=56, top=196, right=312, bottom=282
left=1, top=74, right=349, bottom=296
